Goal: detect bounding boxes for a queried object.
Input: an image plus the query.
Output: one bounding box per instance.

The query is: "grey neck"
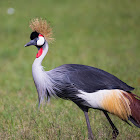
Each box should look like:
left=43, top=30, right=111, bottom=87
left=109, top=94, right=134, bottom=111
left=32, top=41, right=48, bottom=67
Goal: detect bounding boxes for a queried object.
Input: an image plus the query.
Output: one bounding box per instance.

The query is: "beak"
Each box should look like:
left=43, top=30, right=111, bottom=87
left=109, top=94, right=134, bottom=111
left=24, top=38, right=37, bottom=47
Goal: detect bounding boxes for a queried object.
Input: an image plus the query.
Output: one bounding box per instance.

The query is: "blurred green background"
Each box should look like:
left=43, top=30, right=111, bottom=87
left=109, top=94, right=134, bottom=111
left=0, top=0, right=140, bottom=139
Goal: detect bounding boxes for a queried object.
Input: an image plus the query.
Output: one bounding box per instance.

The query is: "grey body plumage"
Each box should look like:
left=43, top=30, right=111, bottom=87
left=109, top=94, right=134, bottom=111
left=34, top=62, right=134, bottom=108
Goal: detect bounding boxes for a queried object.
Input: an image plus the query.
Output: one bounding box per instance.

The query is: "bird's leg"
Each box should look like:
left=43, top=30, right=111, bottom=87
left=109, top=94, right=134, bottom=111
left=84, top=111, right=94, bottom=140
left=103, top=111, right=119, bottom=139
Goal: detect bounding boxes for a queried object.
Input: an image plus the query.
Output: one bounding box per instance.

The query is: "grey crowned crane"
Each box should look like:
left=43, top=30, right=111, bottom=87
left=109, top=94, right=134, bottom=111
left=25, top=18, right=140, bottom=140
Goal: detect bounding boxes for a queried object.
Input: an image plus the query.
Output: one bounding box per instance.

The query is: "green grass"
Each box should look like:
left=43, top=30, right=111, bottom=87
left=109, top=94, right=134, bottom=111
left=0, top=0, right=140, bottom=139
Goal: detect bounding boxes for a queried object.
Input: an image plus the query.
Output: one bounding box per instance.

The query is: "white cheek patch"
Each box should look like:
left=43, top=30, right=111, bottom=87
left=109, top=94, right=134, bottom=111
left=37, top=37, right=45, bottom=46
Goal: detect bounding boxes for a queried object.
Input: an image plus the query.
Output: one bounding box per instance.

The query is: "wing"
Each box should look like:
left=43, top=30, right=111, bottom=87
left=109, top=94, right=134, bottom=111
left=55, top=64, right=134, bottom=93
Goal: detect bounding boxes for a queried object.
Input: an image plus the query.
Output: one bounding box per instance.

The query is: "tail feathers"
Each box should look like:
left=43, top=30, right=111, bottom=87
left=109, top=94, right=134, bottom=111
left=126, top=93, right=140, bottom=128
left=129, top=116, right=140, bottom=128
left=101, top=90, right=140, bottom=128
left=101, top=90, right=132, bottom=121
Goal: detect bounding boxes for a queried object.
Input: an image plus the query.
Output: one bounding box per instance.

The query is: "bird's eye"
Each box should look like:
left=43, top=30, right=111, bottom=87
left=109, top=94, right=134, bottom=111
left=37, top=34, right=45, bottom=46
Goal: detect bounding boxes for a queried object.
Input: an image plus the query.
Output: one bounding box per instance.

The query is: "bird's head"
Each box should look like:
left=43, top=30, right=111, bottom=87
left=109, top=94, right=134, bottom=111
left=24, top=18, right=54, bottom=58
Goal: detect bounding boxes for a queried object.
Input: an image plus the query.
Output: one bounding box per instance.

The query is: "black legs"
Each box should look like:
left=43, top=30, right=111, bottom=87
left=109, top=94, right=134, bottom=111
left=84, top=111, right=94, bottom=140
left=103, top=111, right=119, bottom=139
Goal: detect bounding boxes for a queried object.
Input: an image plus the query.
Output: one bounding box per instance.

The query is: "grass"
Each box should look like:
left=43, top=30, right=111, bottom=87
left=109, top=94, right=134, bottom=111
left=0, top=0, right=140, bottom=139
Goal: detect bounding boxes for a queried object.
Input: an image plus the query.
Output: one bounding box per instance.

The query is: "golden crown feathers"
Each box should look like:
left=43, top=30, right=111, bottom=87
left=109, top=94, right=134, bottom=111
left=29, top=18, right=54, bottom=43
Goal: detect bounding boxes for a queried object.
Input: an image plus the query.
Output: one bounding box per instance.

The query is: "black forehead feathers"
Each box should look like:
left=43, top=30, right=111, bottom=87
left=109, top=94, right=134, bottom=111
left=30, top=31, right=39, bottom=40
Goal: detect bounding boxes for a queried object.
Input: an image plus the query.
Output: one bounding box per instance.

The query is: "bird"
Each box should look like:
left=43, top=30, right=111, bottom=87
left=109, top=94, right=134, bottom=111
left=24, top=18, right=140, bottom=140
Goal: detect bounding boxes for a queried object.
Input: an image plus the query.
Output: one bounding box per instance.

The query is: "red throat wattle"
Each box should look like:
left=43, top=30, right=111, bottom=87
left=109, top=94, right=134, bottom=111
left=39, top=34, right=43, bottom=37
left=36, top=47, right=43, bottom=58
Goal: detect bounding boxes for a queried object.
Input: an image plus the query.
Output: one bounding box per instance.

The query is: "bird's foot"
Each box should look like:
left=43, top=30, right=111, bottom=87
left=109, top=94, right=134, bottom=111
left=88, top=134, right=94, bottom=140
left=112, top=128, right=119, bottom=139
left=88, top=131, right=94, bottom=140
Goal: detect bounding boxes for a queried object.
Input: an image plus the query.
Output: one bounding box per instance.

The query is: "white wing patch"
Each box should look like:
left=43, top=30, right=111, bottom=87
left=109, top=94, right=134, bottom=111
left=77, top=89, right=115, bottom=109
